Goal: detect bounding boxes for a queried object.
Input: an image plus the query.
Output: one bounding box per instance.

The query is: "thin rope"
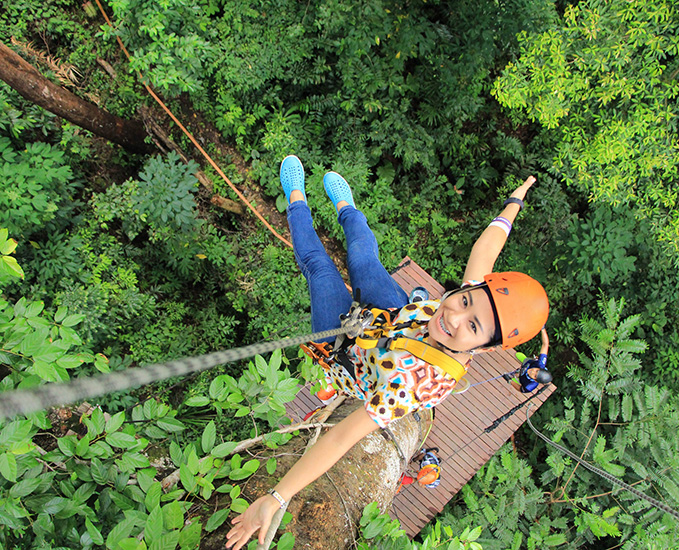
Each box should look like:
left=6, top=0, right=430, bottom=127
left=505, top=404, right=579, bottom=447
left=0, top=326, right=352, bottom=420
left=469, top=372, right=512, bottom=388
left=525, top=404, right=679, bottom=521
left=93, top=0, right=293, bottom=249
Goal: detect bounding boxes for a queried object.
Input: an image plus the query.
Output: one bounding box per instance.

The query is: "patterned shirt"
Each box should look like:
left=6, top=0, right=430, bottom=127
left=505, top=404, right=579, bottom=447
left=323, top=300, right=470, bottom=428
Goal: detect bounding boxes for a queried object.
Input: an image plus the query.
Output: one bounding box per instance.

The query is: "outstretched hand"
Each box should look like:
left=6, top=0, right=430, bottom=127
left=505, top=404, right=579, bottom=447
left=225, top=495, right=279, bottom=550
left=510, top=175, right=536, bottom=201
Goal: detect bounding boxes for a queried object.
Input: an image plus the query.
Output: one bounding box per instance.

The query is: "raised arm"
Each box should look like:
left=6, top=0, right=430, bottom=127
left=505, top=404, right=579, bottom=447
left=539, top=327, right=549, bottom=355
left=463, top=176, right=536, bottom=282
left=225, top=407, right=379, bottom=550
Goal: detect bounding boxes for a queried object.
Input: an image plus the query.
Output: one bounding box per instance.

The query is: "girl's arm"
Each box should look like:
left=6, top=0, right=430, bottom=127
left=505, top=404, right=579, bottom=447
left=463, top=176, right=536, bottom=282
left=226, top=406, right=379, bottom=550
left=539, top=327, right=549, bottom=355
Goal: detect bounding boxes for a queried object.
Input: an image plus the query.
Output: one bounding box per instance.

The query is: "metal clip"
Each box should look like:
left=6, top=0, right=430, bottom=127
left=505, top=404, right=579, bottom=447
left=336, top=302, right=374, bottom=349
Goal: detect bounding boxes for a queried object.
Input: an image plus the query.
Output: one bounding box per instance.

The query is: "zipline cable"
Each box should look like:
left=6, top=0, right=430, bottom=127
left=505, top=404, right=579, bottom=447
left=525, top=404, right=679, bottom=521
left=0, top=326, right=353, bottom=421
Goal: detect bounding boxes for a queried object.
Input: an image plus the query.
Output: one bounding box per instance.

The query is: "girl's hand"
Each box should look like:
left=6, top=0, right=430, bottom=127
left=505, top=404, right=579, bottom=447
left=225, top=495, right=280, bottom=550
left=510, top=175, right=536, bottom=201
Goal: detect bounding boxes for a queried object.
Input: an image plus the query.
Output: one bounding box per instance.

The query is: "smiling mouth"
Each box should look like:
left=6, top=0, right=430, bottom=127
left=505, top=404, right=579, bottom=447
left=439, top=316, right=452, bottom=337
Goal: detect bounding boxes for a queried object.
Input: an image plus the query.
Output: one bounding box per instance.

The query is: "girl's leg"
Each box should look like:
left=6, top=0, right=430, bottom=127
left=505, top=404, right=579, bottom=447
left=287, top=201, right=352, bottom=340
left=338, top=206, right=409, bottom=309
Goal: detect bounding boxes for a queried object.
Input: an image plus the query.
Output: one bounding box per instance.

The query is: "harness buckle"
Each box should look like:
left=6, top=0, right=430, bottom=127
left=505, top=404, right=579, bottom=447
left=300, top=342, right=334, bottom=369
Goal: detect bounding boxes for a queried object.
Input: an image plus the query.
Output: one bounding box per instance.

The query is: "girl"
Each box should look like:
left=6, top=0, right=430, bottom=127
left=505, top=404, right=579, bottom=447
left=226, top=156, right=548, bottom=549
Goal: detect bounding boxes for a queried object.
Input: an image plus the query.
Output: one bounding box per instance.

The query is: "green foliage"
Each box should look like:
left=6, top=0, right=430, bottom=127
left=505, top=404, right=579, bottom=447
left=104, top=0, right=214, bottom=95
left=560, top=205, right=638, bottom=288
left=357, top=502, right=484, bottom=550
left=493, top=0, right=679, bottom=259
left=0, top=81, right=58, bottom=142
left=542, top=297, right=679, bottom=548
left=0, top=137, right=79, bottom=237
left=0, top=229, right=25, bottom=285
left=184, top=350, right=303, bottom=428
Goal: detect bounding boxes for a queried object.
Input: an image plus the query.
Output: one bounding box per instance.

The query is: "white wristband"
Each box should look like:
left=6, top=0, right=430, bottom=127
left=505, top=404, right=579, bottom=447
left=489, top=216, right=512, bottom=237
left=268, top=489, right=287, bottom=508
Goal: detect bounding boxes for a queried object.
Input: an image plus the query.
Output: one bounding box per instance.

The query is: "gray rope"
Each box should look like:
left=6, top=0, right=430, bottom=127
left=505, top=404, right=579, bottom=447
left=525, top=404, right=679, bottom=521
left=0, top=326, right=351, bottom=420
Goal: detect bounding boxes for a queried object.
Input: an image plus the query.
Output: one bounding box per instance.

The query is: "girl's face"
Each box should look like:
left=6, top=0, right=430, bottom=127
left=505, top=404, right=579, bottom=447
left=428, top=287, right=497, bottom=352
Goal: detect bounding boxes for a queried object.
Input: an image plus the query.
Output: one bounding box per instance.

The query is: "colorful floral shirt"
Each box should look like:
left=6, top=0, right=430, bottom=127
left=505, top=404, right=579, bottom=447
left=323, top=300, right=470, bottom=428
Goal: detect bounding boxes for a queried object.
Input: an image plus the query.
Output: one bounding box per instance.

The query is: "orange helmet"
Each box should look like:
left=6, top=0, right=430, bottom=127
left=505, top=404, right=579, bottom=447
left=417, top=464, right=440, bottom=486
left=483, top=272, right=549, bottom=349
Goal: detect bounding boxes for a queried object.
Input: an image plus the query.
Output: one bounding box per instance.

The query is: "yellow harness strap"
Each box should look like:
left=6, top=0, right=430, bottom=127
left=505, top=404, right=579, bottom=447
left=355, top=334, right=467, bottom=382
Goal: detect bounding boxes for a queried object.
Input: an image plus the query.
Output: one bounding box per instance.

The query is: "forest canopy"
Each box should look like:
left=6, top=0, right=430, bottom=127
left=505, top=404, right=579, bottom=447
left=0, top=0, right=678, bottom=548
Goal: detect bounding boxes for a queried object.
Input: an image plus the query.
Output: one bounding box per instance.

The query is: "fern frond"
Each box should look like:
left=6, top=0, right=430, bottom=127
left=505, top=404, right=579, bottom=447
left=616, top=314, right=642, bottom=339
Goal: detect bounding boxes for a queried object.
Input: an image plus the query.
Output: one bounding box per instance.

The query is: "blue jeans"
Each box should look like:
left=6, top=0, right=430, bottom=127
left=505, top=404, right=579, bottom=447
left=287, top=201, right=408, bottom=341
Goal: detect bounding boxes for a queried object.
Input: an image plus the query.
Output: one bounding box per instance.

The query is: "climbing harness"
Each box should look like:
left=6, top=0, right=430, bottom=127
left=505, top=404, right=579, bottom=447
left=525, top=404, right=679, bottom=521
left=350, top=304, right=468, bottom=383
left=301, top=302, right=468, bottom=384
left=0, top=323, right=364, bottom=420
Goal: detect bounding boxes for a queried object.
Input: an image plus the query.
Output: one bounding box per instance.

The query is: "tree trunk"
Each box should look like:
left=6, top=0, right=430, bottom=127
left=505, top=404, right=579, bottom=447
left=201, top=400, right=429, bottom=550
left=0, top=41, right=153, bottom=153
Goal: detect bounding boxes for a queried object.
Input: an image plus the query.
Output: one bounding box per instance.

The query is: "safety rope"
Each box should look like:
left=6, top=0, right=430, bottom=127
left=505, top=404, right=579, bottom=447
left=525, top=404, right=679, bottom=521
left=469, top=372, right=510, bottom=388
left=0, top=326, right=353, bottom=420
left=483, top=384, right=550, bottom=433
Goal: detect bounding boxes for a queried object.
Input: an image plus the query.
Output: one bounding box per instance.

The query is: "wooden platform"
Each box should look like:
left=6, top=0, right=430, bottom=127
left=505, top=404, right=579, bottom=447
left=285, top=257, right=556, bottom=537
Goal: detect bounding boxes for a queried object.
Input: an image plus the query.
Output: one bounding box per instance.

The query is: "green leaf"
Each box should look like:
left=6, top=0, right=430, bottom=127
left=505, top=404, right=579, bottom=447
left=106, top=411, right=126, bottom=433
left=117, top=538, right=146, bottom=550
left=56, top=355, right=85, bottom=369
left=9, top=476, right=42, bottom=498
left=230, top=498, right=249, bottom=513
left=205, top=508, right=229, bottom=532
left=266, top=457, right=277, bottom=475
left=211, top=441, right=237, bottom=458
left=202, top=421, right=216, bottom=453
left=544, top=534, right=567, bottom=546
left=163, top=501, right=184, bottom=530
left=33, top=360, right=60, bottom=382
left=62, top=314, right=86, bottom=327
left=180, top=463, right=197, bottom=493
left=106, top=431, right=137, bottom=448
left=54, top=306, right=68, bottom=323
left=178, top=520, right=201, bottom=549
left=145, top=505, right=164, bottom=544
left=0, top=419, right=34, bottom=445
left=106, top=517, right=136, bottom=548
left=24, top=301, right=44, bottom=318
left=86, top=517, right=105, bottom=545
left=0, top=236, right=16, bottom=255
left=184, top=395, right=210, bottom=407
left=145, top=482, right=162, bottom=513
left=276, top=532, right=295, bottom=550
left=157, top=417, right=185, bottom=433
left=57, top=435, right=77, bottom=457
left=2, top=255, right=24, bottom=278
left=94, top=353, right=111, bottom=373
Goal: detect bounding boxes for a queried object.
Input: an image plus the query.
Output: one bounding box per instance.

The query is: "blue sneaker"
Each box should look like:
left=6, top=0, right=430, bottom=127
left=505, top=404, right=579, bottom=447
left=280, top=155, right=306, bottom=204
left=323, top=171, right=355, bottom=211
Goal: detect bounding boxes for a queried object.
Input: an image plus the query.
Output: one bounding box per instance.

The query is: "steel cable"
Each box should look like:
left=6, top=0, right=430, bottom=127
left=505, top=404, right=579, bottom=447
left=0, top=326, right=352, bottom=420
left=525, top=404, right=679, bottom=521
